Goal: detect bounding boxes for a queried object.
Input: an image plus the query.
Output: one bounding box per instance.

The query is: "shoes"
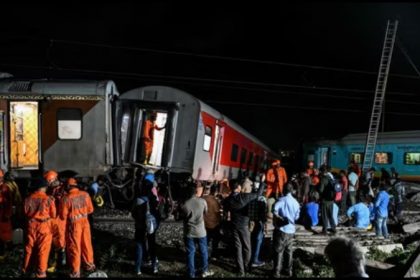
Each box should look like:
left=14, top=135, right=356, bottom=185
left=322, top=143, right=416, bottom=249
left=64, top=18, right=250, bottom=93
left=202, top=270, right=214, bottom=278
left=47, top=265, right=56, bottom=273
left=251, top=261, right=265, bottom=268
left=153, top=266, right=159, bottom=274
left=136, top=271, right=142, bottom=276
left=273, top=272, right=281, bottom=278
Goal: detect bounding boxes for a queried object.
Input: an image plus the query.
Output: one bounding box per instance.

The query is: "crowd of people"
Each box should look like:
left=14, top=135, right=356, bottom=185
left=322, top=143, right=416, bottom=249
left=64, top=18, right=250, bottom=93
left=0, top=170, right=96, bottom=278
left=0, top=159, right=406, bottom=278
left=131, top=159, right=405, bottom=278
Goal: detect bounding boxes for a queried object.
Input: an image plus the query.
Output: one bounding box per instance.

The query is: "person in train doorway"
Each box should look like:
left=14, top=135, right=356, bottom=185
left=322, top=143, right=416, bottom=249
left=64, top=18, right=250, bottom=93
left=141, top=111, right=166, bottom=165
left=59, top=178, right=96, bottom=278
left=350, top=160, right=362, bottom=178
left=43, top=170, right=67, bottom=272
left=319, top=165, right=337, bottom=235
left=265, top=159, right=288, bottom=199
left=271, top=182, right=300, bottom=278
left=22, top=177, right=56, bottom=278
left=0, top=169, right=13, bottom=262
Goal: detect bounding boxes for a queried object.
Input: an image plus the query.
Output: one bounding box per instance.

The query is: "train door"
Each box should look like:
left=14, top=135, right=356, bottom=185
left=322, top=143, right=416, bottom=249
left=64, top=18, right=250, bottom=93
left=212, top=122, right=224, bottom=175
left=9, top=101, right=40, bottom=169
left=318, top=147, right=330, bottom=167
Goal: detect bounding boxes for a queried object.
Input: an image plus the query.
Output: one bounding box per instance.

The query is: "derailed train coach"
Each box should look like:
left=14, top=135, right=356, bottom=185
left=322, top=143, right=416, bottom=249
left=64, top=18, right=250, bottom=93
left=0, top=79, right=277, bottom=203
left=302, top=130, right=420, bottom=182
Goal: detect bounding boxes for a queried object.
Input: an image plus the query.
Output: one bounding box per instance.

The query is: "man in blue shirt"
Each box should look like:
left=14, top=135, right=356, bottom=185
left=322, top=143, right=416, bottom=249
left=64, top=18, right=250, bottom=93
left=374, top=184, right=390, bottom=238
left=272, top=183, right=300, bottom=278
left=346, top=197, right=370, bottom=230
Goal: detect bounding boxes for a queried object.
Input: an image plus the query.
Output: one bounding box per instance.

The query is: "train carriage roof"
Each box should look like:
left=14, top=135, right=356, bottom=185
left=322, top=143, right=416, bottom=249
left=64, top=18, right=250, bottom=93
left=306, top=130, right=420, bottom=146
left=0, top=79, right=118, bottom=99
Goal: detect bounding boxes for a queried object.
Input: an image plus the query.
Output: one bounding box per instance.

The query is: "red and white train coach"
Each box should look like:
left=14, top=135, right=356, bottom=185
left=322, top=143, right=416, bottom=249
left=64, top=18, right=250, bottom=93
left=118, top=85, right=278, bottom=182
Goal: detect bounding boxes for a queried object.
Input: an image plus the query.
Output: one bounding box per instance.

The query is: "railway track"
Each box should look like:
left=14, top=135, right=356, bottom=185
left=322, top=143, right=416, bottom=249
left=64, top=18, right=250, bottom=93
left=93, top=216, right=182, bottom=224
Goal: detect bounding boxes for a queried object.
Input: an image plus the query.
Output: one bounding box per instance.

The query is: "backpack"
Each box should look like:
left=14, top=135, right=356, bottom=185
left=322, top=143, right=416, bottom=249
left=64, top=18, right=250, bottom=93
left=324, top=176, right=339, bottom=201
left=145, top=199, right=158, bottom=235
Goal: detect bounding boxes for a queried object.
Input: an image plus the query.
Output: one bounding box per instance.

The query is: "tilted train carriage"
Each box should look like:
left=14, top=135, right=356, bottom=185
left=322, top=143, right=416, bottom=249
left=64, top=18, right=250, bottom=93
left=302, top=130, right=420, bottom=182
left=0, top=78, right=278, bottom=204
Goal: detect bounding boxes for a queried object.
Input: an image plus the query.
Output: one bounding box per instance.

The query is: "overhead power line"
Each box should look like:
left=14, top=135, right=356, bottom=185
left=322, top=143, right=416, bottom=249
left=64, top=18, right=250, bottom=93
left=51, top=39, right=420, bottom=80
left=205, top=100, right=420, bottom=117
left=1, top=62, right=419, bottom=99
left=397, top=38, right=420, bottom=78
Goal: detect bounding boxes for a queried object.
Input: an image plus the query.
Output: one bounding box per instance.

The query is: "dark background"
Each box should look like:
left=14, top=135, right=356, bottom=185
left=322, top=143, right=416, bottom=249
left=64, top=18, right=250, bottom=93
left=1, top=2, right=420, bottom=152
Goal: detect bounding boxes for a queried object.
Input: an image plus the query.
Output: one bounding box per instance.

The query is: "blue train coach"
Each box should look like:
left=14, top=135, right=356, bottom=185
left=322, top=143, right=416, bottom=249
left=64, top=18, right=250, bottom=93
left=302, top=130, right=420, bottom=182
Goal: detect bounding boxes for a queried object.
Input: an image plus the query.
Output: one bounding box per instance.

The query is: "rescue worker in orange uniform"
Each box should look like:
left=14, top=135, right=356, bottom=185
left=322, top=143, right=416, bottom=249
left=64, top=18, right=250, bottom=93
left=60, top=178, right=96, bottom=277
left=22, top=178, right=56, bottom=278
left=43, top=170, right=66, bottom=272
left=141, top=112, right=166, bottom=165
left=306, top=160, right=320, bottom=188
left=265, top=159, right=288, bottom=199
left=0, top=169, right=13, bottom=262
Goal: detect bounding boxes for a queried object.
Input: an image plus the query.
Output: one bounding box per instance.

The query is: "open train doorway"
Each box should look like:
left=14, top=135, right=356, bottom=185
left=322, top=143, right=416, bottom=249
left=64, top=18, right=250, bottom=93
left=148, top=111, right=167, bottom=166
left=9, top=101, right=39, bottom=169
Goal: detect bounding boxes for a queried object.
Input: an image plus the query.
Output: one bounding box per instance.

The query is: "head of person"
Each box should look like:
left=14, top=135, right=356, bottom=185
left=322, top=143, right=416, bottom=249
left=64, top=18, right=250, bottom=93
left=229, top=179, right=241, bottom=193
left=283, top=182, right=294, bottom=196
left=66, top=178, right=78, bottom=191
left=319, top=164, right=328, bottom=174
left=31, top=177, right=49, bottom=192
left=307, top=160, right=314, bottom=168
left=272, top=159, right=280, bottom=168
left=324, top=237, right=367, bottom=278
left=309, top=190, right=320, bottom=202
left=339, top=170, right=347, bottom=177
left=348, top=166, right=355, bottom=174
left=44, top=170, right=60, bottom=188
left=196, top=181, right=204, bottom=197
left=150, top=112, right=157, bottom=121
left=241, top=177, right=253, bottom=194
left=203, top=183, right=211, bottom=196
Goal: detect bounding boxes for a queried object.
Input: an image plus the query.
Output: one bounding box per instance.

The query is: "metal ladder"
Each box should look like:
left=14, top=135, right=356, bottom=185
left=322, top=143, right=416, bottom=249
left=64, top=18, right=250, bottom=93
left=362, top=20, right=398, bottom=172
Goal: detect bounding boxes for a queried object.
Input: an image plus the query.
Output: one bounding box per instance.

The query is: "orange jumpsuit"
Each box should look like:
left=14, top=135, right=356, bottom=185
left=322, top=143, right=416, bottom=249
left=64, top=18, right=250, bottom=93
left=48, top=185, right=66, bottom=250
left=141, top=120, right=156, bottom=161
left=23, top=191, right=56, bottom=278
left=60, top=188, right=95, bottom=277
left=0, top=183, right=12, bottom=245
left=265, top=166, right=288, bottom=198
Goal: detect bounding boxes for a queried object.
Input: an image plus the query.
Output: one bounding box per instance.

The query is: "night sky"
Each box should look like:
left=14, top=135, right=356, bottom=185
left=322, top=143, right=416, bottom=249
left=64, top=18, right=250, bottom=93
left=1, top=2, right=420, bottom=152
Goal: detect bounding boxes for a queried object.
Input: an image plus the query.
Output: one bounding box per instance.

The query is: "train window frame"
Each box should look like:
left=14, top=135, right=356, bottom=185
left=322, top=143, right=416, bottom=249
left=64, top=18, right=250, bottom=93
left=404, top=152, right=420, bottom=165
left=374, top=152, right=393, bottom=164
left=203, top=125, right=212, bottom=152
left=240, top=148, right=247, bottom=164
left=349, top=152, right=364, bottom=164
left=248, top=152, right=254, bottom=166
left=231, top=144, right=239, bottom=162
left=57, top=108, right=83, bottom=140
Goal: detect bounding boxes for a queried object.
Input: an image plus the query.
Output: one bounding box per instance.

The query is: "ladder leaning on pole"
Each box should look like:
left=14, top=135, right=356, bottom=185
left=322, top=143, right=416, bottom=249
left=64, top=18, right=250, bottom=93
left=362, top=20, right=398, bottom=173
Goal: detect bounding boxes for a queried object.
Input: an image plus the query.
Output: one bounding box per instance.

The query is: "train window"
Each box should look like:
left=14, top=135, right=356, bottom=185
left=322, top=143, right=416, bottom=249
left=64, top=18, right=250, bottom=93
left=231, top=144, right=239, bottom=162
left=57, top=108, right=82, bottom=140
left=248, top=153, right=254, bottom=165
left=375, top=152, right=393, bottom=164
left=203, top=126, right=212, bottom=152
left=404, top=152, right=420, bottom=165
left=240, top=148, right=247, bottom=164
left=349, top=153, right=364, bottom=164
left=255, top=155, right=260, bottom=170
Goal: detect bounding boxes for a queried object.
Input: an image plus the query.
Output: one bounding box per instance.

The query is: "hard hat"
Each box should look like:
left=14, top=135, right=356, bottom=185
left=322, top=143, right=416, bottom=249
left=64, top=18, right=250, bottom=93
left=94, top=195, right=104, bottom=207
left=67, top=178, right=78, bottom=187
left=272, top=159, right=280, bottom=166
left=44, top=170, right=58, bottom=182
